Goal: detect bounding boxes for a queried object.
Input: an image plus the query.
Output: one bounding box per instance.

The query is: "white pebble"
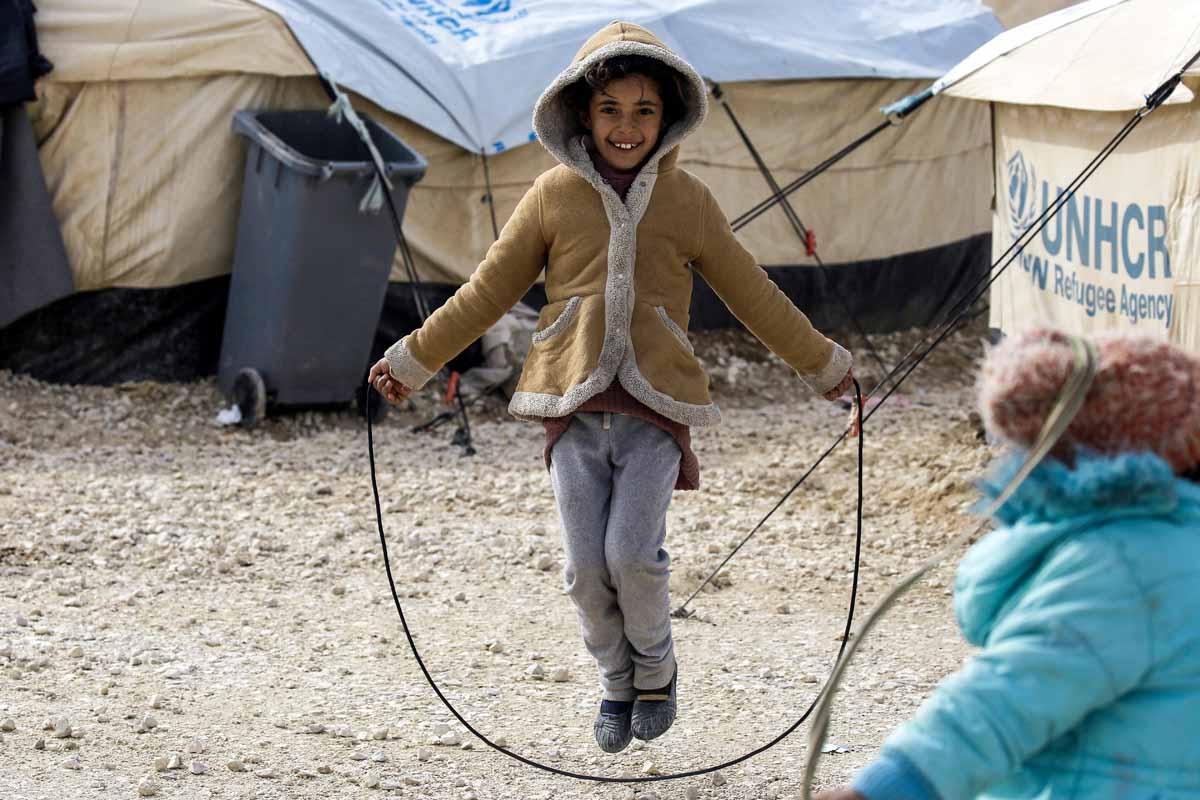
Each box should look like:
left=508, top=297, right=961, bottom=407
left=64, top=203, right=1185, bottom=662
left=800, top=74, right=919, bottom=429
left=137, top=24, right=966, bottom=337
left=167, top=753, right=183, bottom=770
left=525, top=663, right=545, bottom=679
left=189, top=761, right=209, bottom=775
left=642, top=761, right=660, bottom=775
left=712, top=771, right=727, bottom=787
left=226, top=759, right=246, bottom=772
left=550, top=667, right=570, bottom=682
left=0, top=642, right=11, bottom=658
left=364, top=769, right=381, bottom=788
left=493, top=736, right=508, bottom=748
left=67, top=645, right=84, bottom=659
left=185, top=737, right=206, bottom=754
left=535, top=554, right=555, bottom=571
left=0, top=718, right=15, bottom=732
left=417, top=747, right=433, bottom=762
left=685, top=787, right=701, bottom=800
left=15, top=613, right=29, bottom=627
left=433, top=722, right=450, bottom=736
left=137, top=714, right=158, bottom=733
left=254, top=768, right=276, bottom=779
left=349, top=750, right=368, bottom=761
left=439, top=731, right=462, bottom=746
left=370, top=726, right=388, bottom=740
left=52, top=718, right=72, bottom=738
left=149, top=694, right=164, bottom=709
left=486, top=641, right=505, bottom=654
left=370, top=751, right=388, bottom=763
left=454, top=591, right=467, bottom=602
left=317, top=765, right=332, bottom=774
left=137, top=777, right=160, bottom=797
left=152, top=756, right=169, bottom=772
left=304, top=723, right=325, bottom=734
left=61, top=755, right=82, bottom=770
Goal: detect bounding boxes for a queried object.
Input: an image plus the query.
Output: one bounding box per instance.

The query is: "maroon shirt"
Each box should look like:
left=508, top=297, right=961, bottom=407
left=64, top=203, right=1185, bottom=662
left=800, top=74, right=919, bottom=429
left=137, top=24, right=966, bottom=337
left=542, top=137, right=701, bottom=491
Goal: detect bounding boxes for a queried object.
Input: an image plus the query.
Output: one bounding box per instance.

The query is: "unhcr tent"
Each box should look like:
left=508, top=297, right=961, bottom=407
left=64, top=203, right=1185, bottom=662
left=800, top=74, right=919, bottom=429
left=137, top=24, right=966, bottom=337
left=1, top=0, right=1004, bottom=383
left=932, top=0, right=1200, bottom=352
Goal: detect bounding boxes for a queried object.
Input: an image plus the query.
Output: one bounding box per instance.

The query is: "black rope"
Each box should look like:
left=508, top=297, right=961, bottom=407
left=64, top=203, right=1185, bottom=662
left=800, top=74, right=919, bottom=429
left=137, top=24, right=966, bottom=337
left=711, top=83, right=892, bottom=383
left=728, top=89, right=933, bottom=234
left=481, top=151, right=501, bottom=241
left=364, top=380, right=866, bottom=782
left=318, top=78, right=479, bottom=452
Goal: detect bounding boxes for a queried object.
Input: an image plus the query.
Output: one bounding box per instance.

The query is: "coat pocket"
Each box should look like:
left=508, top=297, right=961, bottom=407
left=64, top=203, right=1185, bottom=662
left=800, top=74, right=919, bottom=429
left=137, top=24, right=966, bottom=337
left=655, top=306, right=694, bottom=354
left=532, top=296, right=582, bottom=344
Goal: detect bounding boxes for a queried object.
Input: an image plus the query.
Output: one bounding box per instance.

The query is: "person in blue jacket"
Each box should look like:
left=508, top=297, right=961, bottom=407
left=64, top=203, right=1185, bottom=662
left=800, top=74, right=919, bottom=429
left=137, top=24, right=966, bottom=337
left=819, top=328, right=1200, bottom=800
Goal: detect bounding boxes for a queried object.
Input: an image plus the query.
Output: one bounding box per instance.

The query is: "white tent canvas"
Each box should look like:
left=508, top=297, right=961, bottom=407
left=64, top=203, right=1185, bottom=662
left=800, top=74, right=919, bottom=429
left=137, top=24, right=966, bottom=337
left=935, top=0, right=1200, bottom=351
left=248, top=0, right=1001, bottom=153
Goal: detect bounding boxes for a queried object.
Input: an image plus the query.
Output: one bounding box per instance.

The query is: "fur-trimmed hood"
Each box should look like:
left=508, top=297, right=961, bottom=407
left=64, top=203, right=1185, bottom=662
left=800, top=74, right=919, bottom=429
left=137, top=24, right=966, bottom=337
left=531, top=21, right=709, bottom=174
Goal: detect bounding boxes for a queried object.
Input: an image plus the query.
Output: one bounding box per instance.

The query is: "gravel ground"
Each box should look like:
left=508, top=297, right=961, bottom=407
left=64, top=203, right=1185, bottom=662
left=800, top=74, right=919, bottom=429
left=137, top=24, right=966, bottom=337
left=0, top=321, right=993, bottom=800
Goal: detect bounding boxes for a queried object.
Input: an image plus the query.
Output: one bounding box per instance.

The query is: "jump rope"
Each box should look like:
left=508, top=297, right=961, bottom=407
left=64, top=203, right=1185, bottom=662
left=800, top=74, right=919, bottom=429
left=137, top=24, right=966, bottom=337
left=353, top=55, right=1193, bottom=788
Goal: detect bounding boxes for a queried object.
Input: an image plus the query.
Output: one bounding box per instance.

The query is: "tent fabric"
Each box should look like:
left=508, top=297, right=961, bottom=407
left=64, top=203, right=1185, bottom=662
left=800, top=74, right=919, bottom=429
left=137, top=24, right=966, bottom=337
left=983, top=0, right=1086, bottom=29
left=938, top=0, right=1200, bottom=111
left=30, top=0, right=312, bottom=81
left=246, top=0, right=1002, bottom=153
left=27, top=61, right=993, bottom=294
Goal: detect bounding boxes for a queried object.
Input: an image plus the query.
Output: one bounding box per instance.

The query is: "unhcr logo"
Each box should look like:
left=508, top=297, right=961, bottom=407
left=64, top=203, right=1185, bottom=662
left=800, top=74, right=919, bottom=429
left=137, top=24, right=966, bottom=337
left=1006, top=148, right=1175, bottom=329
left=459, top=0, right=513, bottom=16
left=391, top=0, right=528, bottom=46
left=1006, top=150, right=1038, bottom=240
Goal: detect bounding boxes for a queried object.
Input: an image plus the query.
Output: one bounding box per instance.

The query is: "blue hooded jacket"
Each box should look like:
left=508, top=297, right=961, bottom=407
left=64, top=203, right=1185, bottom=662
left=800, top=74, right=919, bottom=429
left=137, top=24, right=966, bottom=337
left=854, top=452, right=1200, bottom=800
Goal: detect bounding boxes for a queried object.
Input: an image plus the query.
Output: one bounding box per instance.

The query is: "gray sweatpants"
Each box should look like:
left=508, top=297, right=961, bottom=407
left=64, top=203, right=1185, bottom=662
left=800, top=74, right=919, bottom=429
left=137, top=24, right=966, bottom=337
left=549, top=412, right=680, bottom=701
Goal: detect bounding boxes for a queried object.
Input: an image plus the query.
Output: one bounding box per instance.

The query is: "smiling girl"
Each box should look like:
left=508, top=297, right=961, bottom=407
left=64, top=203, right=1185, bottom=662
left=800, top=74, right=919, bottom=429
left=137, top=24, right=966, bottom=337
left=369, top=21, right=853, bottom=753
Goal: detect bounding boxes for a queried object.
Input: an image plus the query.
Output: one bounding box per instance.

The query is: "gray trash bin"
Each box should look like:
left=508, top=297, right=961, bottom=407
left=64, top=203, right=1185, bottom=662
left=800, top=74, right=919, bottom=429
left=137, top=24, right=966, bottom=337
left=218, top=109, right=426, bottom=426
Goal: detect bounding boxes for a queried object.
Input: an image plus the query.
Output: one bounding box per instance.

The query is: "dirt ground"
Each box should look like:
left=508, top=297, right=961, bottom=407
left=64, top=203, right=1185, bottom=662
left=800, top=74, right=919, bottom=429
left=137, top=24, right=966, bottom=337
left=0, top=321, right=994, bottom=800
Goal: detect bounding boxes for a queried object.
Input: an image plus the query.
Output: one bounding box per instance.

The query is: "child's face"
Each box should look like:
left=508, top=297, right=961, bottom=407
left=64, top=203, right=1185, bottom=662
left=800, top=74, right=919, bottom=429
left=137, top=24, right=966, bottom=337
left=586, top=74, right=665, bottom=173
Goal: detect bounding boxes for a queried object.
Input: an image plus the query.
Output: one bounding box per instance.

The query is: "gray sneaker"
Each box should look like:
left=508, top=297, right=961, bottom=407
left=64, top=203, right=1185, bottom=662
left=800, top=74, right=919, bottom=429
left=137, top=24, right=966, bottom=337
left=630, top=670, right=677, bottom=741
left=593, top=700, right=633, bottom=753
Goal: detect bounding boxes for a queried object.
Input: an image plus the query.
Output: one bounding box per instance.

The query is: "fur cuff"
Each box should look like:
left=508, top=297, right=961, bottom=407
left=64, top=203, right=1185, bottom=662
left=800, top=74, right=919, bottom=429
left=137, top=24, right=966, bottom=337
left=800, top=342, right=853, bottom=395
left=384, top=336, right=436, bottom=390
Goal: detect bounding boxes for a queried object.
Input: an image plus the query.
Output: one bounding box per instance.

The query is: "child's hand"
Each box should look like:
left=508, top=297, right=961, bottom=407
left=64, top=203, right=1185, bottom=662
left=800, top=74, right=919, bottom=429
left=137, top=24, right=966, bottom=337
left=823, top=368, right=854, bottom=401
left=813, top=789, right=866, bottom=800
left=368, top=357, right=412, bottom=406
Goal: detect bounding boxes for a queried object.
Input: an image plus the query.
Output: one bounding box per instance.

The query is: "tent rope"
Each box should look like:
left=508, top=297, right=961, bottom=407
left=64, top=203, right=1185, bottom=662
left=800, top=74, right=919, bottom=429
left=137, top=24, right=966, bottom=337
left=728, top=88, right=933, bottom=234
left=709, top=81, right=892, bottom=384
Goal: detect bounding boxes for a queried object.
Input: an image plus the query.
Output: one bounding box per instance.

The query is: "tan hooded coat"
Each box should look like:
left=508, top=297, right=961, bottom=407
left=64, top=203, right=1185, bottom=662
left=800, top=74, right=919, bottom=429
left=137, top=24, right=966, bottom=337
left=386, top=21, right=852, bottom=427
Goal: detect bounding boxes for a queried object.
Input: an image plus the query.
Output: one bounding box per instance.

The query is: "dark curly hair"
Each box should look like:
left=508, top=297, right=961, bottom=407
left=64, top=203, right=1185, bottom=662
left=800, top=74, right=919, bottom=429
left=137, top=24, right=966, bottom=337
left=563, top=54, right=689, bottom=130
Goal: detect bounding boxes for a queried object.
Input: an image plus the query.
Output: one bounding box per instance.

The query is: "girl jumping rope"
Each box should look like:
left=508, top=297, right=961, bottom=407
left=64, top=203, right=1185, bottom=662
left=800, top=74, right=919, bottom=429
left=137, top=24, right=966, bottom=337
left=370, top=21, right=853, bottom=753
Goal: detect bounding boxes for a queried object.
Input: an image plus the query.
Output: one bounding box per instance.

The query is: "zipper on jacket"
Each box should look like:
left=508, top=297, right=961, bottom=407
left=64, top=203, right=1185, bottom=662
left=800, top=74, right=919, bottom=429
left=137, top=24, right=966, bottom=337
left=603, top=412, right=612, bottom=431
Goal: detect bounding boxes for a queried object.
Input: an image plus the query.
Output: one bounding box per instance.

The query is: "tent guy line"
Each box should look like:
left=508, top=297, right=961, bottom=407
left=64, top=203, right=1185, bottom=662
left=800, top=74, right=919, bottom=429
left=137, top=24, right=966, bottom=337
left=710, top=82, right=893, bottom=383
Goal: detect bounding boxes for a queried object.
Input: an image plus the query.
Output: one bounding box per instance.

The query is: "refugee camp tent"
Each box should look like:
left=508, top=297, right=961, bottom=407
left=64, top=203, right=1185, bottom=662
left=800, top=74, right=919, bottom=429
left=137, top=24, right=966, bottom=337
left=932, top=0, right=1200, bottom=352
left=1, top=0, right=1004, bottom=383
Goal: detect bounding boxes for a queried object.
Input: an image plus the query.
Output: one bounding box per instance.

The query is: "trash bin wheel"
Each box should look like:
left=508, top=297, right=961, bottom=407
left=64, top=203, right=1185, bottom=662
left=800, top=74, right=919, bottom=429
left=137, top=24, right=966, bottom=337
left=233, top=367, right=267, bottom=429
left=356, top=382, right=390, bottom=425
